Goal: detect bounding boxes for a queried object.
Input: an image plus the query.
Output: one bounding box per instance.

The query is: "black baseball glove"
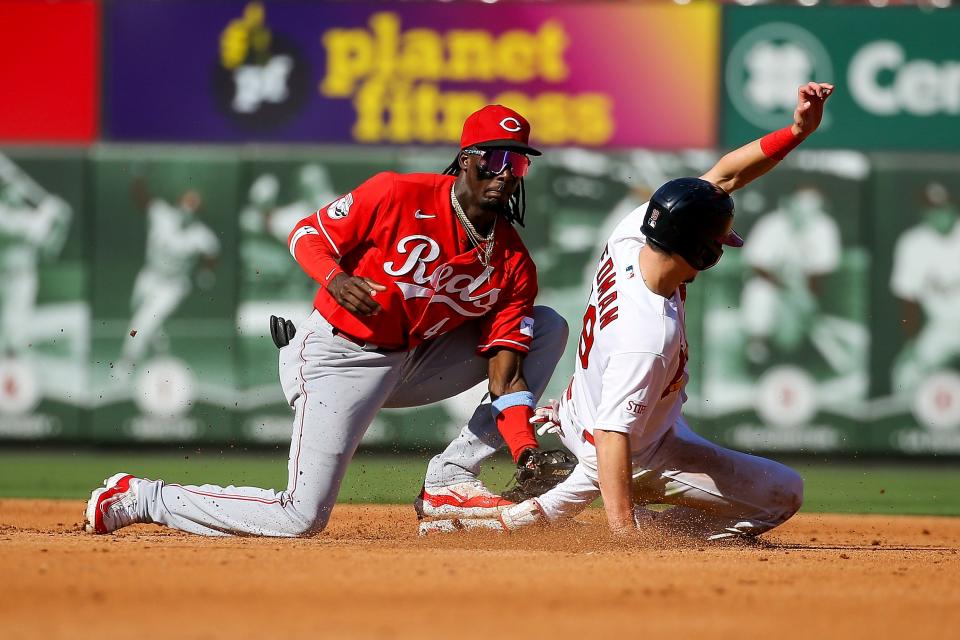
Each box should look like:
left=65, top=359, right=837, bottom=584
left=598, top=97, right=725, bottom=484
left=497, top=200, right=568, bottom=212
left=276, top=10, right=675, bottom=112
left=269, top=315, right=297, bottom=349
left=501, top=448, right=578, bottom=503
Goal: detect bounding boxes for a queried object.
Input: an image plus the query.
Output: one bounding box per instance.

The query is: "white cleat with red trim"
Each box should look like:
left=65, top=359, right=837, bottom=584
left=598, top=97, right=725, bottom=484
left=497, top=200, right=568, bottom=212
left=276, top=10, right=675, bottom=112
left=414, top=481, right=514, bottom=520
left=84, top=472, right=145, bottom=534
left=416, top=500, right=546, bottom=536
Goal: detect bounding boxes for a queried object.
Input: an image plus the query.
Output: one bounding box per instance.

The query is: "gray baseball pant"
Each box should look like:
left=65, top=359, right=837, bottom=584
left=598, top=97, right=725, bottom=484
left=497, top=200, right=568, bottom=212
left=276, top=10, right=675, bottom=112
left=136, top=306, right=567, bottom=536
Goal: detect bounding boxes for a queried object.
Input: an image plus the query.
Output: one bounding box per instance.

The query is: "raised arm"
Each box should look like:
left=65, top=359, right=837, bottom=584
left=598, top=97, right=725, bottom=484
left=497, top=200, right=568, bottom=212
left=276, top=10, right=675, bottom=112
left=701, top=82, right=834, bottom=194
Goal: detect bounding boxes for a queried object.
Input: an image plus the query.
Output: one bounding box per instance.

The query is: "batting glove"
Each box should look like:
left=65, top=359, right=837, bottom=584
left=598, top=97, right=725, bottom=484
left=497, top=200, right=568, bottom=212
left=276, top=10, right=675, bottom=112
left=529, top=399, right=563, bottom=437
left=498, top=499, right=546, bottom=531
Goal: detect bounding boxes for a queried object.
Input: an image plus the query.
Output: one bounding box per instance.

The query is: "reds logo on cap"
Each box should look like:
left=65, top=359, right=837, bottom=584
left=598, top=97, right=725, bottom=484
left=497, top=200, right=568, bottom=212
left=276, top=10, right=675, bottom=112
left=460, top=105, right=542, bottom=156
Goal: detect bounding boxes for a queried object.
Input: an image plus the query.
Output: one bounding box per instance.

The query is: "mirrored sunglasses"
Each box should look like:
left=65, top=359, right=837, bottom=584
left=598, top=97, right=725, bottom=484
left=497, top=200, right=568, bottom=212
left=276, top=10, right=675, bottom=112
left=463, top=148, right=531, bottom=178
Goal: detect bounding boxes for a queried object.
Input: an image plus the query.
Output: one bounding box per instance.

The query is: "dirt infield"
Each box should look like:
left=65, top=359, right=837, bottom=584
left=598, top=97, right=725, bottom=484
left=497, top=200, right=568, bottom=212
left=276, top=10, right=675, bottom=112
left=2, top=500, right=958, bottom=639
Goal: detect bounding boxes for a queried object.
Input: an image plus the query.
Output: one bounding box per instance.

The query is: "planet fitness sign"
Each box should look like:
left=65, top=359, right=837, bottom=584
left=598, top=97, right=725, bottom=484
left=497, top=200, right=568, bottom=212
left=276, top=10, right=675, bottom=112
left=104, top=0, right=718, bottom=149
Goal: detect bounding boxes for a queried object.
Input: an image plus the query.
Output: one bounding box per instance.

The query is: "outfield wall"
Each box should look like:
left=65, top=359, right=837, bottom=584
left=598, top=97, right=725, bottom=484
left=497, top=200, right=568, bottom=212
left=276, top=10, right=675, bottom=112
left=2, top=146, right=960, bottom=456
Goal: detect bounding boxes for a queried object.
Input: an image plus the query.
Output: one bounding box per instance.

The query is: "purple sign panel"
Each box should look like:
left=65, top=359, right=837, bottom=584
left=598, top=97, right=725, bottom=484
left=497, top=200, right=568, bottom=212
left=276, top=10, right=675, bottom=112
left=104, top=1, right=718, bottom=148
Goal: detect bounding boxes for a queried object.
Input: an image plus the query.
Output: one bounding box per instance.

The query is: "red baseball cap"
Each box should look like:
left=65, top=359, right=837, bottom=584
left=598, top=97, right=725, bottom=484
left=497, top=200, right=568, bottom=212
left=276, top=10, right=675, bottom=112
left=460, top=104, right=542, bottom=156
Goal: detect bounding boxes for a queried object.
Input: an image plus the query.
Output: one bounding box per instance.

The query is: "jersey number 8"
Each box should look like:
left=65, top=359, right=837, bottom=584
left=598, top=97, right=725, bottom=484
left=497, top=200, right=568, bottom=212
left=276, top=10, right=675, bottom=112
left=577, top=304, right=596, bottom=369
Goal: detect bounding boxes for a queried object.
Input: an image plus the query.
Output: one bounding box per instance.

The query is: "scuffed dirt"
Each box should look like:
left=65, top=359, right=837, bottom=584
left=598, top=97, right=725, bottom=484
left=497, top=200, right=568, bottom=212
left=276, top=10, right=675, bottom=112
left=1, top=500, right=958, bottom=639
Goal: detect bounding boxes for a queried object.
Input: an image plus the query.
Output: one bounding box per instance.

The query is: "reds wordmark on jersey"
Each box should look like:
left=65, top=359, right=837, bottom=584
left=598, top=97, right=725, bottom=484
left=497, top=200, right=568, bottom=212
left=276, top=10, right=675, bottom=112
left=289, top=172, right=537, bottom=352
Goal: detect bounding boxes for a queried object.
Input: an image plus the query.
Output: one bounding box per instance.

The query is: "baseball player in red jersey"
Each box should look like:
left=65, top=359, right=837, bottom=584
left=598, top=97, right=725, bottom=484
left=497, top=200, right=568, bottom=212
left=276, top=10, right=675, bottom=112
left=84, top=105, right=568, bottom=536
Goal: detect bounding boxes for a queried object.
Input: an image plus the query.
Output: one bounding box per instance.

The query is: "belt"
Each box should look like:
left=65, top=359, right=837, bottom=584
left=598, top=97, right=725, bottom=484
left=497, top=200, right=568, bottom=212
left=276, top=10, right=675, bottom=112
left=332, top=328, right=405, bottom=353
left=332, top=328, right=365, bottom=347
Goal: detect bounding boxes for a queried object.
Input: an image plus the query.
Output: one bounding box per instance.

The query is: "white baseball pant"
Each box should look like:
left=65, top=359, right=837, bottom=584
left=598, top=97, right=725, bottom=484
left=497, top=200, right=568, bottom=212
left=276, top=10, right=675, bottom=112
left=535, top=417, right=803, bottom=539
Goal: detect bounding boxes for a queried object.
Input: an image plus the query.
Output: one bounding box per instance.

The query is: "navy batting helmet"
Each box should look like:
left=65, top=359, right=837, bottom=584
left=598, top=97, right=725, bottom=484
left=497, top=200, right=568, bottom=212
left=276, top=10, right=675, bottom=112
left=641, top=177, right=743, bottom=270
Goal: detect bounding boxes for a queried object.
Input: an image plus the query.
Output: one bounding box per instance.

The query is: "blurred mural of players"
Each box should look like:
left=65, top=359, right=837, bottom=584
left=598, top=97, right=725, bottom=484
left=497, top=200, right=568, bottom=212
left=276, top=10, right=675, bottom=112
left=117, top=176, right=221, bottom=374
left=698, top=155, right=872, bottom=453
left=89, top=149, right=240, bottom=443
left=236, top=156, right=344, bottom=444
left=0, top=151, right=84, bottom=439
left=1, top=144, right=959, bottom=456
left=889, top=182, right=960, bottom=395
left=873, top=158, right=960, bottom=452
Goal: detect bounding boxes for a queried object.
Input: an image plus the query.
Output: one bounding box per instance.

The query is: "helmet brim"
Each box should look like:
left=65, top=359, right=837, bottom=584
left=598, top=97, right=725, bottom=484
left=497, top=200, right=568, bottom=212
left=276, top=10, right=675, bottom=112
left=721, top=229, right=744, bottom=248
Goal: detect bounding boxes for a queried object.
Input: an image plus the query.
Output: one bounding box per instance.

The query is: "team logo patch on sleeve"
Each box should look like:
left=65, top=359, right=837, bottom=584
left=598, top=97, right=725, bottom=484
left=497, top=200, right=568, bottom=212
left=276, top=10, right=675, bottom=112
left=327, top=193, right=353, bottom=219
left=520, top=316, right=535, bottom=337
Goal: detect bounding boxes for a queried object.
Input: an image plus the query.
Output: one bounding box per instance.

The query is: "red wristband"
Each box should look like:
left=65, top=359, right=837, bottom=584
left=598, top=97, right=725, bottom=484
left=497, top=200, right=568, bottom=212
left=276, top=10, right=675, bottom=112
left=495, top=405, right=538, bottom=462
left=760, top=126, right=802, bottom=160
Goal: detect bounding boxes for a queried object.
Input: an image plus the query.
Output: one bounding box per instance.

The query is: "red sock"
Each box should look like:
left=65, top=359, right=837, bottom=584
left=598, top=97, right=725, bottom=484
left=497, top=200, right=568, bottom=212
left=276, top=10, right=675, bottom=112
left=495, top=405, right=538, bottom=462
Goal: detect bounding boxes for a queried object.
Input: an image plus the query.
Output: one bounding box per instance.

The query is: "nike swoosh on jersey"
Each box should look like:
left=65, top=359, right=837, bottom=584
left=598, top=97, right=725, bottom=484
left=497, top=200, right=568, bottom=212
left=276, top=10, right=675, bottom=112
left=414, top=210, right=437, bottom=219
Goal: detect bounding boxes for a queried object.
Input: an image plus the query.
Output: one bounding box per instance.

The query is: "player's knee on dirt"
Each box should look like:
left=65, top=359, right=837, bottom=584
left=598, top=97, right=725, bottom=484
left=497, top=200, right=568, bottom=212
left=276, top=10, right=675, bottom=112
left=769, top=464, right=804, bottom=525
left=284, top=503, right=334, bottom=537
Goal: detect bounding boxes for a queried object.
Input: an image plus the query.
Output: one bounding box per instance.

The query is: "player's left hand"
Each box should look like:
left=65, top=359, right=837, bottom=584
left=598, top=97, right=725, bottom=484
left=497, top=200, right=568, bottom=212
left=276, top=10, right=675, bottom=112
left=529, top=398, right=562, bottom=437
left=501, top=448, right=578, bottom=503
left=792, top=82, right=834, bottom=138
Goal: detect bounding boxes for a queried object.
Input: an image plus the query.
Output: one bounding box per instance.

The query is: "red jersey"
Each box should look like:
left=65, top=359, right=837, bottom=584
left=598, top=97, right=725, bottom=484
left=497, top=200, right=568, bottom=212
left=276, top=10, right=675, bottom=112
left=288, top=172, right=538, bottom=353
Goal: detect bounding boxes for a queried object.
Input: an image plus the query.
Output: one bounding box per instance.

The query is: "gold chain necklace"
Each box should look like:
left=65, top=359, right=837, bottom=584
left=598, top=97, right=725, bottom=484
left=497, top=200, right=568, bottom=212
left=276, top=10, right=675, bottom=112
left=450, top=186, right=495, bottom=267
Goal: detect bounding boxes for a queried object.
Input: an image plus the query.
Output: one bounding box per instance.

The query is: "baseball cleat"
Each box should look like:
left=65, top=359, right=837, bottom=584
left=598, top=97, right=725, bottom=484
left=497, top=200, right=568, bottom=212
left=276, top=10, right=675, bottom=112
left=418, top=518, right=507, bottom=536
left=84, top=472, right=144, bottom=534
left=414, top=481, right=514, bottom=520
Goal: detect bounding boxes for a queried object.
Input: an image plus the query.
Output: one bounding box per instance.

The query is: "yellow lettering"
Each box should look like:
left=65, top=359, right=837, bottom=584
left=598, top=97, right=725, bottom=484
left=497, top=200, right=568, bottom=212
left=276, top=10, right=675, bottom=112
left=386, top=83, right=414, bottom=142
left=438, top=92, right=487, bottom=142
left=531, top=93, right=569, bottom=144
left=352, top=80, right=387, bottom=141
left=321, top=15, right=572, bottom=100
left=320, top=28, right=374, bottom=97
left=221, top=24, right=249, bottom=70
left=496, top=31, right=536, bottom=82
left=572, top=94, right=614, bottom=145
left=446, top=31, right=495, bottom=81
left=370, top=12, right=399, bottom=81
left=537, top=21, right=569, bottom=82
left=399, top=29, right=444, bottom=81
left=492, top=92, right=532, bottom=122
left=491, top=91, right=614, bottom=146
left=412, top=84, right=441, bottom=143
left=220, top=2, right=269, bottom=70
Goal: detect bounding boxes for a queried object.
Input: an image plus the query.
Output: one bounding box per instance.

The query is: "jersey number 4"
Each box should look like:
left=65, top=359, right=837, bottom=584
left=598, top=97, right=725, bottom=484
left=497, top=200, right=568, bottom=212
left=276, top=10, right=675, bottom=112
left=577, top=304, right=596, bottom=369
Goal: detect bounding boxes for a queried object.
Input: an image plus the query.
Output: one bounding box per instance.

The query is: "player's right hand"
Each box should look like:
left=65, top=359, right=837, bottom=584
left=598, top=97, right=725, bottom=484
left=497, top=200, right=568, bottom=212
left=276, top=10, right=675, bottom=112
left=328, top=273, right=387, bottom=316
left=792, top=81, right=834, bottom=138
left=529, top=399, right=563, bottom=437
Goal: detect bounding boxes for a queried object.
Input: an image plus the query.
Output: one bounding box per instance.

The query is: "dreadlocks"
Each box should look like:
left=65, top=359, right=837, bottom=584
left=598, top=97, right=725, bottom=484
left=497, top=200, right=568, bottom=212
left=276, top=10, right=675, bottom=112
left=442, top=154, right=527, bottom=227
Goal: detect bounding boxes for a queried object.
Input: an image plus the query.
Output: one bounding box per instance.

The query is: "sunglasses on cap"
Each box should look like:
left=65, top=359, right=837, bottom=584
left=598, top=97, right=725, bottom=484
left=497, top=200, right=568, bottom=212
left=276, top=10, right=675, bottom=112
left=462, top=148, right=531, bottom=178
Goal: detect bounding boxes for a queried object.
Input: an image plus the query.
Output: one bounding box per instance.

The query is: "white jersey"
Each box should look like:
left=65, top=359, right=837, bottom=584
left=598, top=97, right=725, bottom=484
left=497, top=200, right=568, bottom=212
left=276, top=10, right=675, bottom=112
left=143, top=199, right=220, bottom=279
left=890, top=221, right=960, bottom=323
left=743, top=207, right=840, bottom=279
left=560, top=203, right=686, bottom=478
